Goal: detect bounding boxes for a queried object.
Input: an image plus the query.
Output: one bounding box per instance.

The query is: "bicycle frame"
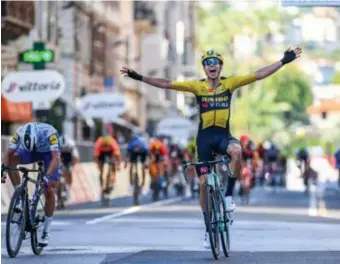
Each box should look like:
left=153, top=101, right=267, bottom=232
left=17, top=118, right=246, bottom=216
left=183, top=156, right=233, bottom=229
left=2, top=162, right=45, bottom=230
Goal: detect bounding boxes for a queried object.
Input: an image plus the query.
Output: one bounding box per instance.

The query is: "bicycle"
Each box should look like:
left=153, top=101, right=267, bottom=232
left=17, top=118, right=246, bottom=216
left=131, top=157, right=142, bottom=206
left=101, top=156, right=117, bottom=207
left=1, top=161, right=46, bottom=258
left=56, top=163, right=69, bottom=210
left=183, top=155, right=233, bottom=260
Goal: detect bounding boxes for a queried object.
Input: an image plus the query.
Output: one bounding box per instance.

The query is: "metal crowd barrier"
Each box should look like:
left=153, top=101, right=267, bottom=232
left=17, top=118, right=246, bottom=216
left=1, top=136, right=127, bottom=163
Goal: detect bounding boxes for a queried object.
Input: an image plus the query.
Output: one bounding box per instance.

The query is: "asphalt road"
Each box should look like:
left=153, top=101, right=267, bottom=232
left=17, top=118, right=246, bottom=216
left=1, top=185, right=340, bottom=264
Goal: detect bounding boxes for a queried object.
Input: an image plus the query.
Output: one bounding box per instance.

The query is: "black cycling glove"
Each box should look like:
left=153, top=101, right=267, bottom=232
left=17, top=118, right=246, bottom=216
left=127, top=69, right=143, bottom=81
left=280, top=48, right=296, bottom=65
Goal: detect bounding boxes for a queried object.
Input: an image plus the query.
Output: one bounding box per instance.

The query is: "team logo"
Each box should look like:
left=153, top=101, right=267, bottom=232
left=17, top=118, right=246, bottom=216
left=200, top=166, right=208, bottom=174
left=83, top=102, right=91, bottom=111
left=49, top=134, right=59, bottom=145
left=5, top=82, right=17, bottom=93
left=201, top=102, right=208, bottom=108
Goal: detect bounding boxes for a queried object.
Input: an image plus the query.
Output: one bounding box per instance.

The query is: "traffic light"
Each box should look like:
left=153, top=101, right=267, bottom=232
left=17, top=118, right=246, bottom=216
left=321, top=111, right=327, bottom=120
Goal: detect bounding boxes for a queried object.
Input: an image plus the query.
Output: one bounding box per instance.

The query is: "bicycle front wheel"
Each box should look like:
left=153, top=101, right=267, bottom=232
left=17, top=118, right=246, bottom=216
left=31, top=190, right=45, bottom=255
left=6, top=186, right=27, bottom=258
left=205, top=186, right=220, bottom=260
left=218, top=192, right=231, bottom=257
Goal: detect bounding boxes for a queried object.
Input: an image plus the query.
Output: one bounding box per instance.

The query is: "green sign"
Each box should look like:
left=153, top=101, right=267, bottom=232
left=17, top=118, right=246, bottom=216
left=18, top=42, right=54, bottom=70
left=22, top=50, right=54, bottom=63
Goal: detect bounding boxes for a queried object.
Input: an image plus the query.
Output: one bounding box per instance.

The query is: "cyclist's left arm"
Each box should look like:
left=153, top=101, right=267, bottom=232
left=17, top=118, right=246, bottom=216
left=47, top=133, right=61, bottom=178
left=72, top=147, right=80, bottom=165
left=111, top=139, right=121, bottom=162
left=229, top=61, right=284, bottom=92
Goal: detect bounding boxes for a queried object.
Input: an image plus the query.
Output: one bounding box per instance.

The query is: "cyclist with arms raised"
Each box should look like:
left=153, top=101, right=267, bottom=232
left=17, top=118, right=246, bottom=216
left=2, top=122, right=61, bottom=247
left=121, top=47, right=302, bottom=248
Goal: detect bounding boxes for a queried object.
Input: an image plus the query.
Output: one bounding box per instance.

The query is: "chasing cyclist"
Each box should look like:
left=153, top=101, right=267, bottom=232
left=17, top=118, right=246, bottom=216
left=94, top=135, right=121, bottom=194
left=58, top=135, right=80, bottom=202
left=121, top=47, right=302, bottom=248
left=126, top=132, right=149, bottom=191
left=148, top=136, right=169, bottom=198
left=2, top=122, right=61, bottom=247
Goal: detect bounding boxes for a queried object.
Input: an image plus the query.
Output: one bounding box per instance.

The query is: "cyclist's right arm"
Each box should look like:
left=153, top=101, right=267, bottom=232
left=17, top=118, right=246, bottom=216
left=3, top=131, right=20, bottom=166
left=94, top=138, right=102, bottom=161
left=121, top=67, right=197, bottom=93
left=143, top=77, right=198, bottom=93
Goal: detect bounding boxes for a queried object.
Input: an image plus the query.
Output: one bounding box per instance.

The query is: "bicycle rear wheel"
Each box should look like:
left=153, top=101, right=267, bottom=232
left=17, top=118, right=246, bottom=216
left=6, top=186, right=27, bottom=258
left=218, top=192, right=231, bottom=257
left=205, top=186, right=220, bottom=259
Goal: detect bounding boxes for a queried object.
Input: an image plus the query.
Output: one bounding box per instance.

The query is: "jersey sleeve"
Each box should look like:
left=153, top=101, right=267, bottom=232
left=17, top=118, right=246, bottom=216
left=161, top=145, right=168, bottom=156
left=171, top=80, right=198, bottom=94
left=94, top=138, right=102, bottom=157
left=229, top=73, right=257, bottom=92
left=72, top=147, right=79, bottom=159
left=9, top=130, right=20, bottom=150
left=48, top=133, right=60, bottom=152
left=110, top=138, right=121, bottom=156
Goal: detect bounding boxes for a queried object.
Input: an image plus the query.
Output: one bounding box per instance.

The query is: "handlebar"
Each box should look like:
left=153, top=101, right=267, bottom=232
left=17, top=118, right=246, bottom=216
left=181, top=155, right=231, bottom=182
left=1, top=164, right=42, bottom=185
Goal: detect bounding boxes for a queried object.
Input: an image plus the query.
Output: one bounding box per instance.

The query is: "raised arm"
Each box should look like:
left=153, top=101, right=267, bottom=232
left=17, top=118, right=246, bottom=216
left=255, top=47, right=302, bottom=80
left=120, top=67, right=197, bottom=93
left=120, top=67, right=171, bottom=89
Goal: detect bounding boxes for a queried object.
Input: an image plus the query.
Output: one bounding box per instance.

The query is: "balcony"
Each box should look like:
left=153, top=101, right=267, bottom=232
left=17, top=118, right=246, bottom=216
left=1, top=1, right=35, bottom=44
left=134, top=1, right=157, bottom=34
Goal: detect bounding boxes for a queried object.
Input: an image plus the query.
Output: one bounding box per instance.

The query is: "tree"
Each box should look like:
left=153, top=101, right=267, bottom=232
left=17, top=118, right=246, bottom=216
left=332, top=71, right=340, bottom=85
left=261, top=65, right=313, bottom=124
left=230, top=82, right=291, bottom=143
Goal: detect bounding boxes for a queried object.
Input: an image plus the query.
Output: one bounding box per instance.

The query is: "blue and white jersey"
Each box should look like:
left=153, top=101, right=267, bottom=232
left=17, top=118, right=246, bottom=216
left=9, top=122, right=60, bottom=152
left=127, top=136, right=148, bottom=154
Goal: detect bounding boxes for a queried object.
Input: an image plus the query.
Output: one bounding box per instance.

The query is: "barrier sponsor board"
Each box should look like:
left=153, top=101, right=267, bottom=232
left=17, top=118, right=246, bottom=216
left=80, top=92, right=126, bottom=119
left=156, top=116, right=193, bottom=138
left=1, top=70, right=65, bottom=103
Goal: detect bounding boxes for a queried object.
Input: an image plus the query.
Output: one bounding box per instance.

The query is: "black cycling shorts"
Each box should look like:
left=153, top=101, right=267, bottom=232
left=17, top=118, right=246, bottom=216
left=61, top=151, right=72, bottom=165
left=196, top=127, right=239, bottom=176
left=130, top=151, right=148, bottom=165
left=98, top=151, right=114, bottom=164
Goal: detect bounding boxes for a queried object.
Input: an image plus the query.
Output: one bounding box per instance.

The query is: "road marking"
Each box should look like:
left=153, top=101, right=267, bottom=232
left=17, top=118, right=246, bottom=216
left=85, top=197, right=184, bottom=225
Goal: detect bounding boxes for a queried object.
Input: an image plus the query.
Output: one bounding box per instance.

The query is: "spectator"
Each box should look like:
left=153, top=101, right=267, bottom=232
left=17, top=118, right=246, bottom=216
left=334, top=146, right=340, bottom=187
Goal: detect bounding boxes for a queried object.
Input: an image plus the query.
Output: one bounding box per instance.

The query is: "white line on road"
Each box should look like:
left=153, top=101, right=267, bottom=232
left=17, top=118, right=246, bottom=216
left=85, top=197, right=184, bottom=225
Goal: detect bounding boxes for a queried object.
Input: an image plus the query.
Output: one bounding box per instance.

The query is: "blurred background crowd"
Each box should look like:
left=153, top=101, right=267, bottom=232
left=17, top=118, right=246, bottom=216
left=1, top=1, right=340, bottom=189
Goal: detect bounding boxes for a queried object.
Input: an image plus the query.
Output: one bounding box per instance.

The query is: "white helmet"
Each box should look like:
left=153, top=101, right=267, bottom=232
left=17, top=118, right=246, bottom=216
left=21, top=123, right=38, bottom=151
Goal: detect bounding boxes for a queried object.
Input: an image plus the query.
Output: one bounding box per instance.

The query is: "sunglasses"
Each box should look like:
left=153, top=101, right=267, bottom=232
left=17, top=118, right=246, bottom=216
left=203, top=57, right=221, bottom=66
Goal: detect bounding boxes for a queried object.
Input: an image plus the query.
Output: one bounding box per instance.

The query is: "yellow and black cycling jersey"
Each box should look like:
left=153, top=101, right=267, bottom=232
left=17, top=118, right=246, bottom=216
left=171, top=73, right=256, bottom=134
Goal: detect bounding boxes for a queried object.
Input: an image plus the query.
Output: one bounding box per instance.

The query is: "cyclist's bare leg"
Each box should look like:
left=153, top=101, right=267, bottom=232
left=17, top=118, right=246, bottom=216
left=6, top=153, right=21, bottom=186
left=142, top=165, right=147, bottom=186
left=44, top=180, right=58, bottom=217
left=109, top=158, right=117, bottom=189
left=226, top=143, right=242, bottom=197
left=199, top=175, right=207, bottom=211
left=129, top=163, right=133, bottom=185
left=97, top=163, right=104, bottom=192
left=63, top=169, right=71, bottom=185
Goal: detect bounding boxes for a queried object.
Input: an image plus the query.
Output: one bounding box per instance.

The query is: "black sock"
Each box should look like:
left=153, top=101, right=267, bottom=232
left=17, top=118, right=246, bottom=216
left=225, top=177, right=236, bottom=196
left=203, top=212, right=208, bottom=232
